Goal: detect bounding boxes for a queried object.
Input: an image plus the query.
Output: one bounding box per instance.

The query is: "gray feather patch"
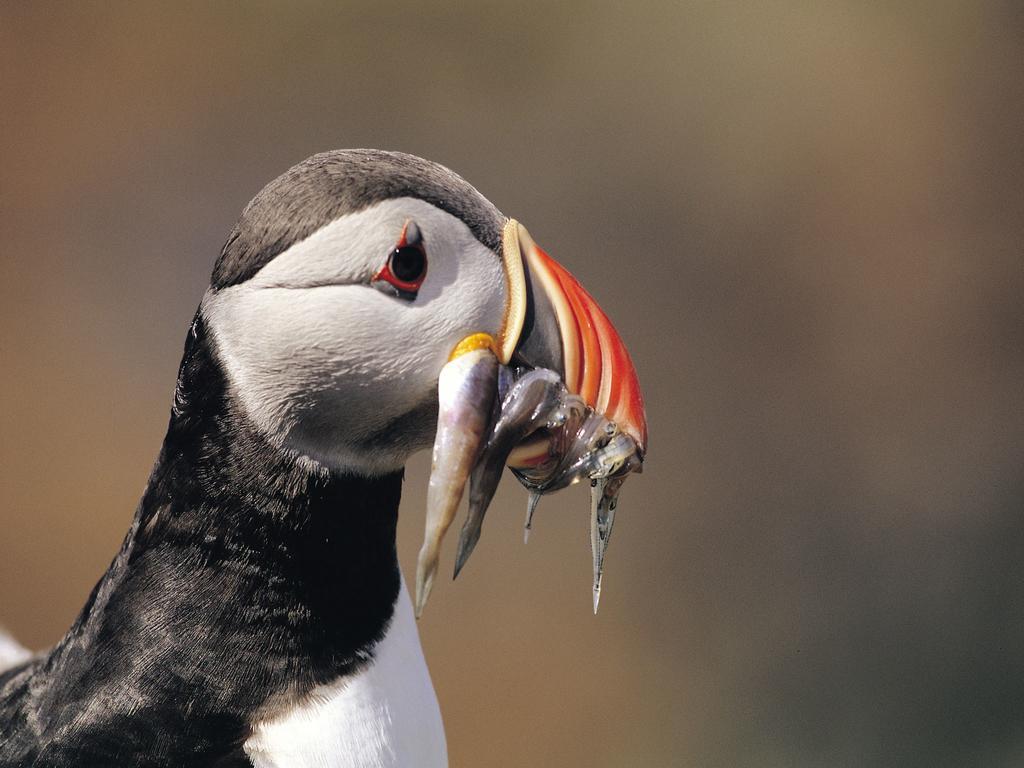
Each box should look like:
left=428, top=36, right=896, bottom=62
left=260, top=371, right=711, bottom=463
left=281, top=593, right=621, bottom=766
left=211, top=149, right=506, bottom=289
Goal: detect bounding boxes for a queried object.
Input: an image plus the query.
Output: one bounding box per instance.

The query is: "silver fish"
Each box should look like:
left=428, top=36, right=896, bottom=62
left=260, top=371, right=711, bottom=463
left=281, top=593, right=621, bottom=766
left=414, top=347, right=498, bottom=617
left=453, top=364, right=643, bottom=611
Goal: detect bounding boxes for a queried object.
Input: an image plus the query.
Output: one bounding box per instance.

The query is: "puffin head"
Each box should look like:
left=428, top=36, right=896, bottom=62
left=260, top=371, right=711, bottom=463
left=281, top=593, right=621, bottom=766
left=201, top=149, right=646, bottom=610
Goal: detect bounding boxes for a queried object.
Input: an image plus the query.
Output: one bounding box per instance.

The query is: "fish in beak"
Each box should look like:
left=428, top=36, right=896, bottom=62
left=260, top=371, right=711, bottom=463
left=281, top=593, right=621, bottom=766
left=414, top=220, right=647, bottom=617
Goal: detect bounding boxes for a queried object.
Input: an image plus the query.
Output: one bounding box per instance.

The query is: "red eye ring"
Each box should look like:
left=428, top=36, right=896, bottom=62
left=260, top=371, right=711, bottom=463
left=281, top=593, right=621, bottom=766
left=372, top=220, right=428, bottom=299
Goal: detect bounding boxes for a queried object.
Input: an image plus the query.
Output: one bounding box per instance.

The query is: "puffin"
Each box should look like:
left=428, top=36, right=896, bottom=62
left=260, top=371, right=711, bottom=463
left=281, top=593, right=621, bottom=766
left=0, top=150, right=646, bottom=767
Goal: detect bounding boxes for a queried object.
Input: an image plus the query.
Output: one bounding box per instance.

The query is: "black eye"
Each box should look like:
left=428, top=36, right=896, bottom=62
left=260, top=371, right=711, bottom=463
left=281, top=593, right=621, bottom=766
left=371, top=219, right=429, bottom=299
left=389, top=245, right=426, bottom=283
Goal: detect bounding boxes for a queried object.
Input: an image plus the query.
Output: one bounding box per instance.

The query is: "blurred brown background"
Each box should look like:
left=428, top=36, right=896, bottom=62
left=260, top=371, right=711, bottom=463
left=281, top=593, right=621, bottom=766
left=2, top=2, right=1023, bottom=765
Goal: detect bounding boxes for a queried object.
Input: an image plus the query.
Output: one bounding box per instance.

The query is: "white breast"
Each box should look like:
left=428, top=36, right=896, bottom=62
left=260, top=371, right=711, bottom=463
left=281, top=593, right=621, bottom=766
left=244, top=576, right=448, bottom=768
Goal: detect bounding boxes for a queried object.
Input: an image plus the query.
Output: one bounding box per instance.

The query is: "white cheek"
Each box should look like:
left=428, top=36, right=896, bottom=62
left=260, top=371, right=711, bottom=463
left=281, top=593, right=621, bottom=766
left=202, top=199, right=506, bottom=474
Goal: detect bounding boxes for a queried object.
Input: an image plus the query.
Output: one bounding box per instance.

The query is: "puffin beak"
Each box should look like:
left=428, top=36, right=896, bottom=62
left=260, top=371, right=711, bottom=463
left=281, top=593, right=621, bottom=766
left=414, top=220, right=647, bottom=617
left=497, top=220, right=647, bottom=455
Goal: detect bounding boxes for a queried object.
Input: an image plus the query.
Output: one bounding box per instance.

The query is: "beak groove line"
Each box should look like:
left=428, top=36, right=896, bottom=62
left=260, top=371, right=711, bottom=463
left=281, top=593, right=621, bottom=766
left=497, top=221, right=527, bottom=365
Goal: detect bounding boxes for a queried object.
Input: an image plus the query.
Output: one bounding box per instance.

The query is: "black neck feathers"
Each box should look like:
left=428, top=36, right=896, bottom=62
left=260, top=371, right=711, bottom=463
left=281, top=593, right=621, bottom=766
left=0, top=314, right=404, bottom=766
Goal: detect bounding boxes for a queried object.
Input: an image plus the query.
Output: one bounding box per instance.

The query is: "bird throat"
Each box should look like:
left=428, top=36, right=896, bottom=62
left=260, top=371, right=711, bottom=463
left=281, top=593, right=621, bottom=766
left=6, top=315, right=412, bottom=765
left=142, top=313, right=407, bottom=694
